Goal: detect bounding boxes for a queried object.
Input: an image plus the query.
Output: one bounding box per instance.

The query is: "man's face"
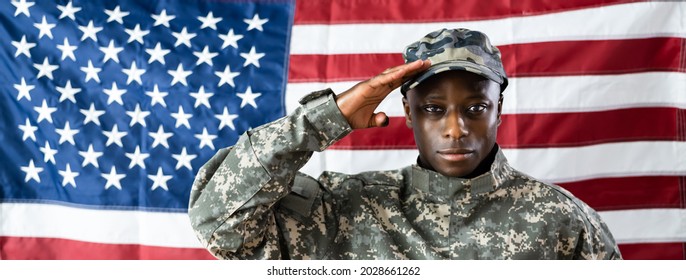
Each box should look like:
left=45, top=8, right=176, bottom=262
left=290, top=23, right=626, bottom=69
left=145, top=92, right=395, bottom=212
left=403, top=71, right=502, bottom=177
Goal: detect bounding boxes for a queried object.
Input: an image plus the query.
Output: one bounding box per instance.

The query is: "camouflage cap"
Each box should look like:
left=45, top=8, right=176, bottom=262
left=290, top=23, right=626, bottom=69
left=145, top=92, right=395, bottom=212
left=401, top=28, right=508, bottom=94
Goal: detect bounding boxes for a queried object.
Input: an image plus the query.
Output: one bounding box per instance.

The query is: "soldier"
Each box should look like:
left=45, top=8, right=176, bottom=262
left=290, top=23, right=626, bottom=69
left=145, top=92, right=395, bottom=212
left=188, top=28, right=622, bottom=259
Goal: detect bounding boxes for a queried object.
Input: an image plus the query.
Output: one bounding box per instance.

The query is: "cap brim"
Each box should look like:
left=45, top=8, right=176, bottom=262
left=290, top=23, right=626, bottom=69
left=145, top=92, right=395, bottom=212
left=401, top=60, right=507, bottom=94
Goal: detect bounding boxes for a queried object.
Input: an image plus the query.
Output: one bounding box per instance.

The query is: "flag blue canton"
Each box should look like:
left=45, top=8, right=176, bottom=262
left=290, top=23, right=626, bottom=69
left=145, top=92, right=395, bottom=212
left=0, top=0, right=294, bottom=210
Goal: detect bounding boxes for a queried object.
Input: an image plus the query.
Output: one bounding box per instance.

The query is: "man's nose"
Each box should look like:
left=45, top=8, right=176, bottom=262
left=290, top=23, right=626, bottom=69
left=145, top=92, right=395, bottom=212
left=442, top=110, right=468, bottom=139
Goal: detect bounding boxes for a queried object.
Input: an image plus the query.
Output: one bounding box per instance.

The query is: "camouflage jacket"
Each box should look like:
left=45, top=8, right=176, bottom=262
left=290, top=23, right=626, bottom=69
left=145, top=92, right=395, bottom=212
left=188, top=89, right=622, bottom=260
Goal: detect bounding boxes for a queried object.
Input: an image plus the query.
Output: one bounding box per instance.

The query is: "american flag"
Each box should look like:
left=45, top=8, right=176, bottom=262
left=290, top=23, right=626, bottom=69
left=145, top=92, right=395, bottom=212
left=1, top=0, right=291, bottom=259
left=1, top=0, right=684, bottom=260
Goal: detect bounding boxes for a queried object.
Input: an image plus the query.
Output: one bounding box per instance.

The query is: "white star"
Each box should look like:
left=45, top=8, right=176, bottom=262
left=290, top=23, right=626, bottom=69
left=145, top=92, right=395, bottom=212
left=168, top=64, right=192, bottom=86
left=14, top=77, right=35, bottom=101
left=216, top=107, right=239, bottom=130
left=80, top=60, right=101, bottom=83
left=171, top=27, right=196, bottom=47
left=57, top=1, right=81, bottom=20
left=236, top=86, right=262, bottom=108
left=33, top=15, right=55, bottom=39
left=171, top=106, right=192, bottom=129
left=195, top=127, right=217, bottom=150
left=34, top=99, right=57, bottom=123
left=56, top=37, right=77, bottom=61
left=59, top=164, right=79, bottom=188
left=190, top=86, right=213, bottom=109
left=193, top=46, right=218, bottom=66
left=12, top=35, right=35, bottom=58
left=105, top=5, right=129, bottom=24
left=124, top=24, right=149, bottom=44
left=145, top=84, right=168, bottom=107
left=99, top=40, right=123, bottom=63
left=56, top=121, right=79, bottom=145
left=56, top=80, right=81, bottom=103
left=244, top=14, right=268, bottom=31
left=148, top=167, right=172, bottom=191
left=33, top=57, right=59, bottom=80
left=18, top=118, right=37, bottom=141
left=126, top=104, right=150, bottom=127
left=219, top=29, right=243, bottom=49
left=102, top=166, right=125, bottom=190
left=240, top=46, right=265, bottom=68
left=122, top=61, right=145, bottom=85
left=103, top=124, right=127, bottom=147
left=198, top=11, right=222, bottom=30
left=78, top=20, right=102, bottom=42
left=39, top=141, right=57, bottom=164
left=215, top=66, right=240, bottom=88
left=149, top=125, right=173, bottom=149
left=125, top=146, right=149, bottom=169
left=145, top=42, right=170, bottom=65
left=80, top=103, right=105, bottom=126
left=152, top=9, right=175, bottom=27
left=21, top=159, right=42, bottom=183
left=172, top=147, right=197, bottom=171
left=79, top=144, right=102, bottom=168
left=103, top=82, right=126, bottom=105
left=12, top=0, right=34, bottom=17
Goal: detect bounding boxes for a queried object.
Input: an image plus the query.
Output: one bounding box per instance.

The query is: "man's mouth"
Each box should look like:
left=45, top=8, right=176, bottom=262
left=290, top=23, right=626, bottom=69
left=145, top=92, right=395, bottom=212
left=436, top=148, right=474, bottom=161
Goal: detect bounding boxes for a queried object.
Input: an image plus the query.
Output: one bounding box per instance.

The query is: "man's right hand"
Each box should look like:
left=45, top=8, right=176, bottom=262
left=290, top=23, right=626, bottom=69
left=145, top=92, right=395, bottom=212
left=335, top=60, right=431, bottom=129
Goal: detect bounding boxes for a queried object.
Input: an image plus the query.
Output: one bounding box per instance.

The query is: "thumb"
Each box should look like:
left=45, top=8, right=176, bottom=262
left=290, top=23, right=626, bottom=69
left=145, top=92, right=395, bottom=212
left=368, top=112, right=390, bottom=128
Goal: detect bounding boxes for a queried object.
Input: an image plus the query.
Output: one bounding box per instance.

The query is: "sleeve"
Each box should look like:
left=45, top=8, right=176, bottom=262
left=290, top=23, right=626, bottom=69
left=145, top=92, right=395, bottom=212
left=187, top=89, right=352, bottom=259
left=572, top=202, right=623, bottom=260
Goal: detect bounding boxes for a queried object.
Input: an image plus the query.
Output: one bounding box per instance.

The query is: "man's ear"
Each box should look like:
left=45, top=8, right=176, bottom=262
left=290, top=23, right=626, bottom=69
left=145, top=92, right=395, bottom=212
left=402, top=96, right=412, bottom=128
left=497, top=94, right=503, bottom=126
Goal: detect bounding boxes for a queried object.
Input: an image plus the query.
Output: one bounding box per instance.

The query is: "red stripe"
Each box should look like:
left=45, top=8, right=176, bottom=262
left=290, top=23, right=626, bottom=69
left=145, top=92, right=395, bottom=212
left=288, top=38, right=685, bottom=82
left=0, top=236, right=215, bottom=260
left=294, top=0, right=641, bottom=24
left=618, top=242, right=685, bottom=260
left=289, top=53, right=402, bottom=83
left=329, top=108, right=681, bottom=150
left=559, top=176, right=683, bottom=211
left=497, top=108, right=681, bottom=149
left=501, top=37, right=684, bottom=77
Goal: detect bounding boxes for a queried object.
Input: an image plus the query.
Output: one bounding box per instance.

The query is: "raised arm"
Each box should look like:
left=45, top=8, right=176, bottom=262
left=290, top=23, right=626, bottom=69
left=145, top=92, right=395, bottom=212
left=188, top=60, right=430, bottom=259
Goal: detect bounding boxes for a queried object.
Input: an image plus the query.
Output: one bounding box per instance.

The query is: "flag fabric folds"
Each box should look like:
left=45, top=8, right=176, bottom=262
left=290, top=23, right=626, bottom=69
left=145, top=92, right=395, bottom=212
left=1, top=0, right=685, bottom=260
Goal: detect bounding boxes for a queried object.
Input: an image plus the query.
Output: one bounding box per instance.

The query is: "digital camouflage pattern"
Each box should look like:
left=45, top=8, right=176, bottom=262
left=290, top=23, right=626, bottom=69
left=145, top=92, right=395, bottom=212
left=188, top=89, right=622, bottom=260
left=401, top=28, right=509, bottom=94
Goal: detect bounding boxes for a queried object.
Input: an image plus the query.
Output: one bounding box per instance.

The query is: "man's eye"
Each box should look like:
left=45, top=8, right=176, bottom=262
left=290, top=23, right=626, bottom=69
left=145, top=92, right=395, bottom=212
left=422, top=105, right=443, bottom=113
left=467, top=104, right=487, bottom=113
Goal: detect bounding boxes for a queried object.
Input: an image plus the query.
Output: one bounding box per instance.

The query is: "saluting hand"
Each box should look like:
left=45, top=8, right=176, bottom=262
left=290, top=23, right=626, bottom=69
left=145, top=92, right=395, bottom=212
left=335, top=60, right=431, bottom=129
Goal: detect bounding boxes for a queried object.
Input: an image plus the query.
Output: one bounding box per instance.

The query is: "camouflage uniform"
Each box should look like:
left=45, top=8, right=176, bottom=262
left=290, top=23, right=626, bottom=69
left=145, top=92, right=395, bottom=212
left=188, top=88, right=622, bottom=260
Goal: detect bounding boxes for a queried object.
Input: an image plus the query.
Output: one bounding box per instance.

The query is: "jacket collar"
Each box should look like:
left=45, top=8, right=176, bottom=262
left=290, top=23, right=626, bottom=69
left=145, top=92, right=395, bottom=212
left=406, top=147, right=515, bottom=198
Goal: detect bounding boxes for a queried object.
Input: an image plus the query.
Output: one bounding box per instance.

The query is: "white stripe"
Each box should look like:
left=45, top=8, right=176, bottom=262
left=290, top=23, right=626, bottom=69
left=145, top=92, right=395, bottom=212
left=505, top=141, right=686, bottom=183
left=0, top=203, right=203, bottom=248
left=286, top=72, right=686, bottom=115
left=503, top=72, right=686, bottom=114
left=291, top=1, right=686, bottom=54
left=600, top=209, right=686, bottom=244
left=300, top=141, right=686, bottom=183
left=1, top=204, right=684, bottom=246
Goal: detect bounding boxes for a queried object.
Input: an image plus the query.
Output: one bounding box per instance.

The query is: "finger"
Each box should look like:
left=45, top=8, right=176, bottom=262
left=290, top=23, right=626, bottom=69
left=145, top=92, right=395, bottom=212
left=380, top=60, right=418, bottom=74
left=400, top=60, right=432, bottom=81
left=367, top=112, right=389, bottom=128
left=370, top=60, right=429, bottom=89
left=396, top=59, right=431, bottom=73
left=386, top=60, right=428, bottom=78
